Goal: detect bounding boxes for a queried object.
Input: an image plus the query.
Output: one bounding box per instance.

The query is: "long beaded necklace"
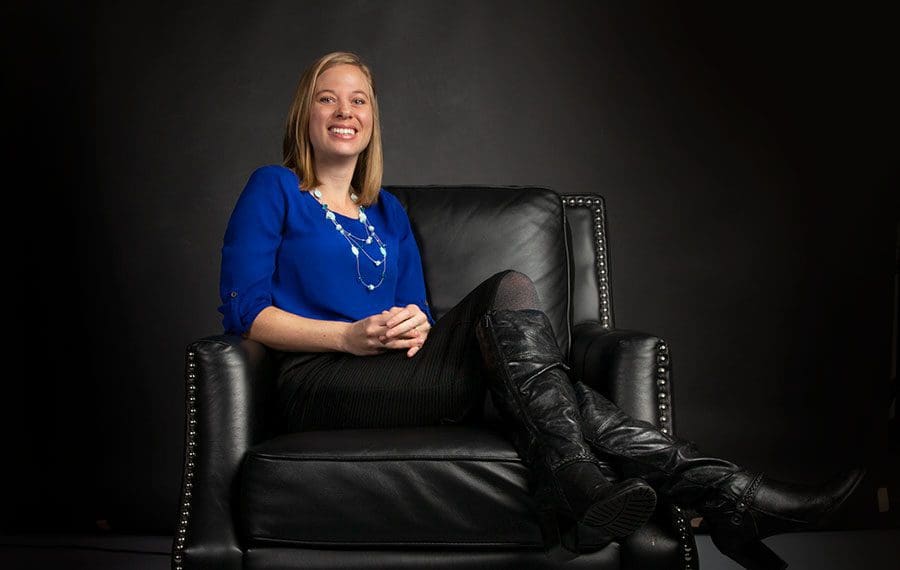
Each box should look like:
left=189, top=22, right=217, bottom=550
left=308, top=187, right=387, bottom=291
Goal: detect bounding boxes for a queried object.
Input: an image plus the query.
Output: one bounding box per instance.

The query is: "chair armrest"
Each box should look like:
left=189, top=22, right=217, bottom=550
left=571, top=322, right=698, bottom=569
left=173, top=335, right=276, bottom=570
left=570, top=322, right=675, bottom=433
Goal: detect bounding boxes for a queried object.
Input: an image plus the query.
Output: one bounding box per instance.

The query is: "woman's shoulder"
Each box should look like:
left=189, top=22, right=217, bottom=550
left=232, top=165, right=300, bottom=212
left=374, top=188, right=405, bottom=213
left=240, top=164, right=300, bottom=199
left=247, top=164, right=298, bottom=185
left=371, top=189, right=415, bottom=233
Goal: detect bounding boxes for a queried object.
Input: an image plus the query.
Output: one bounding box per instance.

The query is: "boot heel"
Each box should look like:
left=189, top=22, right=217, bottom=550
left=539, top=509, right=580, bottom=562
left=713, top=536, right=787, bottom=570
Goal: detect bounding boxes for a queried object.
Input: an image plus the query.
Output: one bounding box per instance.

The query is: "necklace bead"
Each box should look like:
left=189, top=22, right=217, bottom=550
left=306, top=186, right=387, bottom=291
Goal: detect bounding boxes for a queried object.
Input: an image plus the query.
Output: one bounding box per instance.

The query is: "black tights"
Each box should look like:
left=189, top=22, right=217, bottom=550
left=276, top=270, right=545, bottom=431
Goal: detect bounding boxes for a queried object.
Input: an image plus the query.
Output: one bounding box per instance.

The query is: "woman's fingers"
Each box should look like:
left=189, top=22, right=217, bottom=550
left=359, top=307, right=429, bottom=355
left=386, top=320, right=414, bottom=336
left=385, top=305, right=426, bottom=328
left=384, top=306, right=429, bottom=338
left=382, top=325, right=427, bottom=344
left=385, top=307, right=413, bottom=328
left=381, top=331, right=422, bottom=347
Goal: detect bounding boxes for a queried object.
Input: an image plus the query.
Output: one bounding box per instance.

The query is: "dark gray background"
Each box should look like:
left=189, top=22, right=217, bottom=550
left=9, top=0, right=898, bottom=536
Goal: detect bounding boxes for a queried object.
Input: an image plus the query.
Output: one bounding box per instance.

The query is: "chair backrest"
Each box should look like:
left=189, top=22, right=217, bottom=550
left=387, top=186, right=611, bottom=356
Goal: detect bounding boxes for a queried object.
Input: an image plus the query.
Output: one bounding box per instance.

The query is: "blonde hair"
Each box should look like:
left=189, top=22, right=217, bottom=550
left=282, top=51, right=383, bottom=206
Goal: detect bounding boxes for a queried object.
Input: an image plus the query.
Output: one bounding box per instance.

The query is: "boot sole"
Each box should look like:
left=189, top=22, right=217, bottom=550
left=580, top=480, right=658, bottom=537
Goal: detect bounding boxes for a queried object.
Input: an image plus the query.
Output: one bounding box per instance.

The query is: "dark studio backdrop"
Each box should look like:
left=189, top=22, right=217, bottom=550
left=9, top=0, right=898, bottom=537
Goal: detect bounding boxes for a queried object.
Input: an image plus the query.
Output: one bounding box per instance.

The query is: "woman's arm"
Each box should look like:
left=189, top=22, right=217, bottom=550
left=247, top=306, right=426, bottom=356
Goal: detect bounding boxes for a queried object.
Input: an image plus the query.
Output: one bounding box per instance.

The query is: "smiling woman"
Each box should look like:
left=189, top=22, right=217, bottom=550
left=214, top=51, right=866, bottom=568
left=283, top=52, right=383, bottom=211
left=307, top=66, right=374, bottom=184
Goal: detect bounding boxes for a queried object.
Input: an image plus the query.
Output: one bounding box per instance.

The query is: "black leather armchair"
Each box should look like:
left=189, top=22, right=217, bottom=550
left=172, top=187, right=699, bottom=569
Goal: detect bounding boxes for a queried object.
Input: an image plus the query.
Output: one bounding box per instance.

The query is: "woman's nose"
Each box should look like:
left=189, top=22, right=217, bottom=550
left=335, top=103, right=352, bottom=118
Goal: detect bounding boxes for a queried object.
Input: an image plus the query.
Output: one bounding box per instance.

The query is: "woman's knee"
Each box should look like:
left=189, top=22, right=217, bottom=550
left=493, top=269, right=541, bottom=311
left=497, top=269, right=535, bottom=286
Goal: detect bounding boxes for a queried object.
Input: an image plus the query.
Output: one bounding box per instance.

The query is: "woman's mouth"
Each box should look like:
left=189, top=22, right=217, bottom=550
left=329, top=127, right=357, bottom=139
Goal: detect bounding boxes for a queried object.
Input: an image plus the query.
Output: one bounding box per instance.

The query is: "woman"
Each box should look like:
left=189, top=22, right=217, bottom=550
left=218, top=51, right=864, bottom=569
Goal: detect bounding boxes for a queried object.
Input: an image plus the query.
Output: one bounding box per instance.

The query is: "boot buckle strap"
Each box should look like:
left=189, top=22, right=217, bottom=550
left=549, top=454, right=596, bottom=472
left=730, top=472, right=764, bottom=525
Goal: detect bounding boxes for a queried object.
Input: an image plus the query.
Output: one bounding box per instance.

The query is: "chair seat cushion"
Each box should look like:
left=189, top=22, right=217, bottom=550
left=239, top=425, right=611, bottom=550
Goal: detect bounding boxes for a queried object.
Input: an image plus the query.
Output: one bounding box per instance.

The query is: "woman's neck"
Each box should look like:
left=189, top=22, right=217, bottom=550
left=314, top=158, right=358, bottom=212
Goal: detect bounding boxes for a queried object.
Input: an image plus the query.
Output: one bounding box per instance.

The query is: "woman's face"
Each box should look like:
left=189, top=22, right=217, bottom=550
left=308, top=64, right=374, bottom=164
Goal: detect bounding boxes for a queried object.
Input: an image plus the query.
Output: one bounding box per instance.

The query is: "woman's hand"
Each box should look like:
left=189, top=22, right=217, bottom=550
left=342, top=313, right=394, bottom=356
left=341, top=305, right=430, bottom=357
left=381, top=304, right=431, bottom=358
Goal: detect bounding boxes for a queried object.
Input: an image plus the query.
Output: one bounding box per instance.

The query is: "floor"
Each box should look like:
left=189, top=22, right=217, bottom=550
left=1, top=530, right=898, bottom=569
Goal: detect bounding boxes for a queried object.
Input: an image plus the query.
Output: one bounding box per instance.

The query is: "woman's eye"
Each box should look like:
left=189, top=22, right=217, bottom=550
left=319, top=96, right=335, bottom=103
left=353, top=98, right=367, bottom=105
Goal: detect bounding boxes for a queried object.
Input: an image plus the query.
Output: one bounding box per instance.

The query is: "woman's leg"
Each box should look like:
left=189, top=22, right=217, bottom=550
left=474, top=271, right=865, bottom=568
left=276, top=271, right=512, bottom=431
left=572, top=368, right=865, bottom=570
left=474, top=272, right=657, bottom=557
left=277, top=270, right=655, bottom=557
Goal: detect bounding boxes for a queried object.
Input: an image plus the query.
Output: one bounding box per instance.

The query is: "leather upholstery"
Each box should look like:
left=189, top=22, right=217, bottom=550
left=173, top=187, right=696, bottom=570
left=242, top=426, right=577, bottom=548
left=177, top=336, right=275, bottom=570
left=243, top=544, right=621, bottom=569
left=571, top=324, right=674, bottom=428
left=389, top=186, right=571, bottom=355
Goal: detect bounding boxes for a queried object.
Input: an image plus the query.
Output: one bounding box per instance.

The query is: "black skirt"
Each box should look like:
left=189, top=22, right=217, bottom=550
left=276, top=270, right=518, bottom=432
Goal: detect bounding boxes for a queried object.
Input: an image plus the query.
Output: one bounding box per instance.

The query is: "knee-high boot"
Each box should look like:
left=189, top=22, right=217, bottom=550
left=475, top=309, right=658, bottom=557
left=573, top=381, right=865, bottom=570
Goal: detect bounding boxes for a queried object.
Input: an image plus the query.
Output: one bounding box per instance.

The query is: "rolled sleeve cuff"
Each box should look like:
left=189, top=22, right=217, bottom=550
left=219, top=290, right=271, bottom=335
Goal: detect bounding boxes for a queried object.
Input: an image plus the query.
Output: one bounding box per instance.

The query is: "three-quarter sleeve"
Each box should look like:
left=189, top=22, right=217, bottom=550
left=391, top=196, right=435, bottom=325
left=218, top=167, right=288, bottom=334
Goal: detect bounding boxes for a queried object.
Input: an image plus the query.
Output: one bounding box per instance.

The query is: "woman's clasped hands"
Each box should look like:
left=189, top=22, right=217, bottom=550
left=343, top=304, right=431, bottom=357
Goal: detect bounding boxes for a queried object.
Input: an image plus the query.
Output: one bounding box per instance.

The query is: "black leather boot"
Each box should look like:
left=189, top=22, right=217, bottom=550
left=475, top=309, right=657, bottom=557
left=573, top=381, right=866, bottom=569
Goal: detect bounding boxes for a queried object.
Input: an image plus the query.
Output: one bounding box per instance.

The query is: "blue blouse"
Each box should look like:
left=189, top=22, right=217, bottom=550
left=218, top=165, right=434, bottom=335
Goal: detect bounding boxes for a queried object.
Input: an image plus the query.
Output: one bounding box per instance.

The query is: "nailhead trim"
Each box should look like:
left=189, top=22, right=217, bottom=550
left=171, top=349, right=198, bottom=570
left=656, top=339, right=695, bottom=569
left=654, top=340, right=696, bottom=568
left=655, top=339, right=673, bottom=436
left=671, top=505, right=698, bottom=569
left=561, top=195, right=613, bottom=329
